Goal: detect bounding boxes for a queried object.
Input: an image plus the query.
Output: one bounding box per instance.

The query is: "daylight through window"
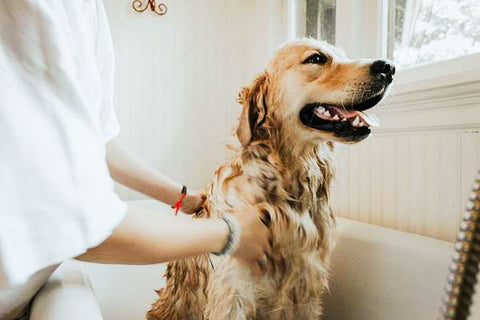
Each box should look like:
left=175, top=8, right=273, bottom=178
left=388, top=0, right=480, bottom=67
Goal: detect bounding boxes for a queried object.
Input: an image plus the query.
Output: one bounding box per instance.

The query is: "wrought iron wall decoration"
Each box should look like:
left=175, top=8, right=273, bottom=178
left=132, top=0, right=167, bottom=16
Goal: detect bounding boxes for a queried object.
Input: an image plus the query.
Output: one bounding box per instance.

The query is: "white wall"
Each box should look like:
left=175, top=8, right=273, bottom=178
left=103, top=0, right=289, bottom=199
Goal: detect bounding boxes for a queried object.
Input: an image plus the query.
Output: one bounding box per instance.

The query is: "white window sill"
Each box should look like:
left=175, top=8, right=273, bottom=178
left=373, top=53, right=480, bottom=134
left=392, top=52, right=480, bottom=95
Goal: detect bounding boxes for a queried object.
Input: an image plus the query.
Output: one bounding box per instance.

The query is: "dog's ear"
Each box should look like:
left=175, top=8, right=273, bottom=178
left=236, top=72, right=269, bottom=147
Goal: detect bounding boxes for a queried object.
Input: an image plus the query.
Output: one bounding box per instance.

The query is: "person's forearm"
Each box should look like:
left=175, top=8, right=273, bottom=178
left=76, top=204, right=229, bottom=264
left=106, top=141, right=183, bottom=206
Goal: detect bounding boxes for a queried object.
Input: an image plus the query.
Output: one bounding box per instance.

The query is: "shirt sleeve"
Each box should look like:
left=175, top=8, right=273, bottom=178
left=95, top=0, right=120, bottom=142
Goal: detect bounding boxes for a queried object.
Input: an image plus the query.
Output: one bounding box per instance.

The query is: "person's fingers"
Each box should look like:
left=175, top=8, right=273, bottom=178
left=252, top=260, right=263, bottom=278
left=261, top=225, right=272, bottom=253
left=259, top=213, right=273, bottom=248
left=248, top=247, right=264, bottom=268
left=258, top=208, right=272, bottom=227
left=264, top=240, right=273, bottom=255
left=182, top=193, right=205, bottom=214
left=258, top=255, right=268, bottom=270
left=183, top=208, right=195, bottom=215
left=265, top=226, right=273, bottom=242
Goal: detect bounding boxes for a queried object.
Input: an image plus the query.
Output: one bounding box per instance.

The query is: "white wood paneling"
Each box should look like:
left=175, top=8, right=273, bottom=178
left=103, top=0, right=288, bottom=199
left=331, top=81, right=480, bottom=242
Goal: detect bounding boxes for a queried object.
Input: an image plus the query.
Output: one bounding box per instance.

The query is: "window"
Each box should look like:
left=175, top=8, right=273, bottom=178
left=294, top=0, right=336, bottom=45
left=387, top=0, right=480, bottom=68
left=306, top=0, right=336, bottom=44
left=291, top=0, right=480, bottom=88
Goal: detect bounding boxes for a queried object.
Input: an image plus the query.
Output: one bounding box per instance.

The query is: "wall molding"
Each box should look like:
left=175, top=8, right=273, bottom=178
left=373, top=123, right=480, bottom=135
left=378, top=92, right=480, bottom=114
left=393, top=53, right=480, bottom=94
left=368, top=77, right=480, bottom=134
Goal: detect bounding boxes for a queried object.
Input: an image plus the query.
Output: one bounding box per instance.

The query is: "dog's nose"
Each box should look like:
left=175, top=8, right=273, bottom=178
left=370, top=59, right=395, bottom=84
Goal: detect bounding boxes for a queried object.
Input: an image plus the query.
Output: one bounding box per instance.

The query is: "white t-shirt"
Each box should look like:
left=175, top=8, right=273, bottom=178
left=0, top=0, right=127, bottom=287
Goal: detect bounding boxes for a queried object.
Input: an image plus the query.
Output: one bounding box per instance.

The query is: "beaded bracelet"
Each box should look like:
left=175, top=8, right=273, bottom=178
left=213, top=214, right=241, bottom=256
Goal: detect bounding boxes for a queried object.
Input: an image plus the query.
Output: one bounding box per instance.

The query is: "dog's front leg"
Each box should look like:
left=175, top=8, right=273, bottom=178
left=204, top=257, right=256, bottom=320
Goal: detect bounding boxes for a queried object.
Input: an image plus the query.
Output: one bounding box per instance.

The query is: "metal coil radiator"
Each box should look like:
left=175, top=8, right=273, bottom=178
left=440, top=171, right=480, bottom=320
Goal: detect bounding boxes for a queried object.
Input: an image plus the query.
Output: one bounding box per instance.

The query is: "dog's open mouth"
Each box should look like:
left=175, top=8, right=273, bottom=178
left=299, top=94, right=383, bottom=140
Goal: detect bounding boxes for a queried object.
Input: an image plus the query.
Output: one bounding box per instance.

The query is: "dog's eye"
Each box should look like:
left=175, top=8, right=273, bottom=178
left=303, top=53, right=328, bottom=65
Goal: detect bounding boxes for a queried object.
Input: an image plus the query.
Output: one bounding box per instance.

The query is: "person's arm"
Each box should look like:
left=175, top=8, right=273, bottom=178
left=106, top=140, right=202, bottom=213
left=76, top=203, right=272, bottom=274
left=102, top=141, right=272, bottom=272
left=76, top=204, right=228, bottom=264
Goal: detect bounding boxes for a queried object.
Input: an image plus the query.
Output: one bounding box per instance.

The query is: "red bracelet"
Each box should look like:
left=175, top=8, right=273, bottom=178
left=171, top=185, right=187, bottom=215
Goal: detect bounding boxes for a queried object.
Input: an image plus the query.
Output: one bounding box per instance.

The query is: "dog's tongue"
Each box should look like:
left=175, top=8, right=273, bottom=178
left=328, top=106, right=380, bottom=127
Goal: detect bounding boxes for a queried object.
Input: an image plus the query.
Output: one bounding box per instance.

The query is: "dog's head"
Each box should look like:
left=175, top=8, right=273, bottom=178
left=237, top=39, right=395, bottom=147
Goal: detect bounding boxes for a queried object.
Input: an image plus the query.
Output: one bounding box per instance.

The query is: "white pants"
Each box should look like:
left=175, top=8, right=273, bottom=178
left=0, top=265, right=59, bottom=319
left=0, top=261, right=103, bottom=320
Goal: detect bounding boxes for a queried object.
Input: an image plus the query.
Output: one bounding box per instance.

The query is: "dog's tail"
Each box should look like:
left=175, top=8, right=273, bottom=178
left=146, top=254, right=212, bottom=320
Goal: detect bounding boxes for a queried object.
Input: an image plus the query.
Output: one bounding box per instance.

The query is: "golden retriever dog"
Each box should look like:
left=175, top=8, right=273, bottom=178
left=146, top=38, right=395, bottom=319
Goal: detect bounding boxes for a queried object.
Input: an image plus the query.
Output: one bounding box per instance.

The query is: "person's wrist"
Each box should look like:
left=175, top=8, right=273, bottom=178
left=161, top=181, right=182, bottom=206
left=170, top=184, right=187, bottom=213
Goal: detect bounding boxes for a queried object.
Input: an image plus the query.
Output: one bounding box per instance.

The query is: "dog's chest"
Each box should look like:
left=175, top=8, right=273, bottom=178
left=203, top=153, right=335, bottom=318
left=207, top=160, right=332, bottom=254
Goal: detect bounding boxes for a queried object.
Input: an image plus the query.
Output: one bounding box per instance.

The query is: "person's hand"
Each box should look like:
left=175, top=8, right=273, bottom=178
left=231, top=206, right=272, bottom=276
left=181, top=189, right=206, bottom=214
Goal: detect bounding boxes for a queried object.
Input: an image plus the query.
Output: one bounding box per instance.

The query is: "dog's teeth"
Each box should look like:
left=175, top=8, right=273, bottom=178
left=324, top=110, right=331, bottom=117
left=317, top=106, right=326, bottom=113
left=352, top=116, right=360, bottom=127
left=341, top=118, right=347, bottom=122
left=332, top=115, right=340, bottom=121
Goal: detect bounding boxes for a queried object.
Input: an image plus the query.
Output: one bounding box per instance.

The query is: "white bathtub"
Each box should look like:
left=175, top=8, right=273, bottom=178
left=31, top=200, right=480, bottom=319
